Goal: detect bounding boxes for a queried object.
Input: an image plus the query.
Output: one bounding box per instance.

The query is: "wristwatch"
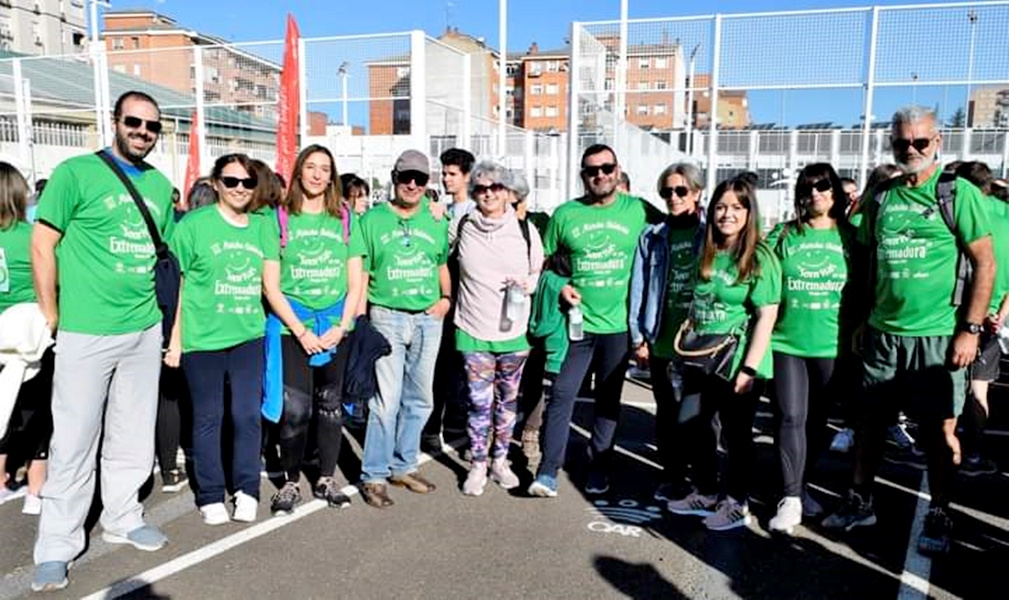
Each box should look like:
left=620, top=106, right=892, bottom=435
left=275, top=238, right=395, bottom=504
left=739, top=365, right=758, bottom=377
left=960, top=321, right=984, bottom=335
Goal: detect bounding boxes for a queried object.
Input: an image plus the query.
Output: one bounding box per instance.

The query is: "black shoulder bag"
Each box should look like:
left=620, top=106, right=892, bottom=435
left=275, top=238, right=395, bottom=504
left=673, top=301, right=742, bottom=382
left=96, top=151, right=181, bottom=348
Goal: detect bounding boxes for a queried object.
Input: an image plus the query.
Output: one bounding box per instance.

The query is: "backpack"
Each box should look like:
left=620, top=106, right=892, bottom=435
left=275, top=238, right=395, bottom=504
left=277, top=205, right=351, bottom=249
left=870, top=170, right=969, bottom=306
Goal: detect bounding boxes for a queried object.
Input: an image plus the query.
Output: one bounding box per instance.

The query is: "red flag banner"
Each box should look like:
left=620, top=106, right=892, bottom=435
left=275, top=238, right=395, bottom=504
left=183, top=111, right=200, bottom=199
left=275, top=14, right=301, bottom=184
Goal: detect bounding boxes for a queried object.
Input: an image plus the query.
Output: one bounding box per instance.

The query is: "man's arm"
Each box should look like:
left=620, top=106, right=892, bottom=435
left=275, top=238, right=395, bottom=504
left=426, top=264, right=452, bottom=319
left=31, top=223, right=62, bottom=332
left=951, top=235, right=995, bottom=368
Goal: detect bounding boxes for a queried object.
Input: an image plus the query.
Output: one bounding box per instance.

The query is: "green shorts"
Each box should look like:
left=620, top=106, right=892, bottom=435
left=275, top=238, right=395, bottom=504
left=861, top=328, right=967, bottom=421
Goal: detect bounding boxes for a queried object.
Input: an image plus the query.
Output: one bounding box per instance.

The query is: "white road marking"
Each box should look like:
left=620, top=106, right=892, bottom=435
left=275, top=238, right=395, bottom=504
left=896, top=473, right=931, bottom=600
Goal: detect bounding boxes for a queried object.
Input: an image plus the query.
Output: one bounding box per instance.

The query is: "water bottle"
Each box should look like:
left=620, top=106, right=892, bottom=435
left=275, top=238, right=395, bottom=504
left=998, top=323, right=1009, bottom=355
left=568, top=305, right=584, bottom=341
left=505, top=283, right=526, bottom=323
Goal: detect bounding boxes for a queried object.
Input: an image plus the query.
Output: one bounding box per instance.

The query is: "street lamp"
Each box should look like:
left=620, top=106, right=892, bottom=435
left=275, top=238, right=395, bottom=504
left=338, top=61, right=350, bottom=128
left=965, top=9, right=978, bottom=127
left=911, top=71, right=918, bottom=106
left=685, top=42, right=700, bottom=155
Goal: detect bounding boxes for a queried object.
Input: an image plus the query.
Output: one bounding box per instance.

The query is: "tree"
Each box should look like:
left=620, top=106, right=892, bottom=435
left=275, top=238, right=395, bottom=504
left=948, top=107, right=966, bottom=127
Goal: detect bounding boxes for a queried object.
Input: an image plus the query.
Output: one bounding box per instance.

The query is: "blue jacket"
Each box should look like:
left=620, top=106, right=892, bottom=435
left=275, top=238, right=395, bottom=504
left=628, top=214, right=704, bottom=347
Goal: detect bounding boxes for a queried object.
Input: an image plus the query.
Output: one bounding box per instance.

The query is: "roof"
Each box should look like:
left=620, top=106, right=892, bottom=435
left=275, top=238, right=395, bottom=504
left=509, top=47, right=569, bottom=61
left=0, top=50, right=276, bottom=141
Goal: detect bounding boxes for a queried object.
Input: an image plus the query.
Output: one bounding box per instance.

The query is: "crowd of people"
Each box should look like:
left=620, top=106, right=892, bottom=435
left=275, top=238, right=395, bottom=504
left=0, top=90, right=1006, bottom=593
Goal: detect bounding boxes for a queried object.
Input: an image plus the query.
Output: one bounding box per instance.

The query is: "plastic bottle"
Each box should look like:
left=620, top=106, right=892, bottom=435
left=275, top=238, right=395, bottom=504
left=998, top=323, right=1009, bottom=354
left=505, top=283, right=525, bottom=324
left=568, top=305, right=584, bottom=341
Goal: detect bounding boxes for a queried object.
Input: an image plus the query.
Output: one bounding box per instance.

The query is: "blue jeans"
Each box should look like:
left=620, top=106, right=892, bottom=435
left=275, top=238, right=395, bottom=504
left=362, top=306, right=444, bottom=483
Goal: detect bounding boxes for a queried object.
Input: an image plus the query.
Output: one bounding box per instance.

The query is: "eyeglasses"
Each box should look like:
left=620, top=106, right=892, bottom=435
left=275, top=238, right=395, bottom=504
left=891, top=137, right=933, bottom=153
left=395, top=170, right=430, bottom=187
left=119, top=115, right=162, bottom=135
left=581, top=163, right=617, bottom=178
left=659, top=186, right=691, bottom=200
left=220, top=176, right=258, bottom=190
left=472, top=183, right=507, bottom=196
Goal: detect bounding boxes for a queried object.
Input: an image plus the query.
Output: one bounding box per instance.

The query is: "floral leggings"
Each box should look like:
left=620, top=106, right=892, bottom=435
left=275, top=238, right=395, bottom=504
left=462, top=351, right=529, bottom=462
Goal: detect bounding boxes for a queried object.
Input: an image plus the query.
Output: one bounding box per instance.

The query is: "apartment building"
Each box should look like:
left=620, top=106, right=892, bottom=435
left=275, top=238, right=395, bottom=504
left=970, top=86, right=1009, bottom=128
left=0, top=0, right=87, bottom=55
left=101, top=9, right=281, bottom=123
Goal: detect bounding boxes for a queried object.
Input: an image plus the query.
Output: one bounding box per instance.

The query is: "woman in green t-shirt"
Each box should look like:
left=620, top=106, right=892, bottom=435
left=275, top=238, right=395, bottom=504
left=667, top=174, right=781, bottom=531
left=166, top=153, right=280, bottom=527
left=0, top=161, right=52, bottom=516
left=262, top=145, right=363, bottom=515
left=765, top=163, right=856, bottom=535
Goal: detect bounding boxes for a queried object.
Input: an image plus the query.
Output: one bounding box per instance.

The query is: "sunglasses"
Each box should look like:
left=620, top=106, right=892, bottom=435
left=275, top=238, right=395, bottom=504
left=396, top=170, right=430, bottom=187
left=399, top=220, right=412, bottom=247
left=581, top=163, right=617, bottom=178
left=659, top=186, right=691, bottom=200
left=472, top=183, right=507, bottom=196
left=800, top=178, right=833, bottom=196
left=891, top=137, right=933, bottom=153
left=120, top=115, right=162, bottom=135
left=220, top=176, right=258, bottom=190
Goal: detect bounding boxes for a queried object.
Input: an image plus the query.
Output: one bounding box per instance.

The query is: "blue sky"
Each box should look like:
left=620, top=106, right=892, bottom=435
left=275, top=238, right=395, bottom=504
left=123, top=0, right=1008, bottom=127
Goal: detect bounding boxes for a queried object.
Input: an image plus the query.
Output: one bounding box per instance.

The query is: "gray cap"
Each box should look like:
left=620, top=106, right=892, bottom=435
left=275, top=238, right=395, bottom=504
left=394, top=149, right=430, bottom=176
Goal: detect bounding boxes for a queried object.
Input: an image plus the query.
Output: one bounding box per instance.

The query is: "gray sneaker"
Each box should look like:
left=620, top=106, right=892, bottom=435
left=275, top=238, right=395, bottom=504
left=101, top=524, right=168, bottom=552
left=31, top=561, right=68, bottom=593
left=703, top=497, right=752, bottom=531
left=918, top=506, right=952, bottom=555
left=667, top=491, right=719, bottom=516
left=821, top=490, right=876, bottom=532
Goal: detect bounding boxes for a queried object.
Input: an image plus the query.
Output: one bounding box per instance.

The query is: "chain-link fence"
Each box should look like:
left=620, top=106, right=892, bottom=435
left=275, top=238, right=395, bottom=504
left=573, top=1, right=1009, bottom=224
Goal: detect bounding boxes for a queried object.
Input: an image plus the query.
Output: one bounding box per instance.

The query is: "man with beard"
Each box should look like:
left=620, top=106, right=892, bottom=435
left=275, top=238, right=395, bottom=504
left=822, top=107, right=995, bottom=556
left=30, top=91, right=175, bottom=592
left=528, top=144, right=662, bottom=498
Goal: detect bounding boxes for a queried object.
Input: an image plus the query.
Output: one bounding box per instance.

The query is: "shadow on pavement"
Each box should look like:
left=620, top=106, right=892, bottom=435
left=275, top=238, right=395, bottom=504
left=593, top=555, right=690, bottom=599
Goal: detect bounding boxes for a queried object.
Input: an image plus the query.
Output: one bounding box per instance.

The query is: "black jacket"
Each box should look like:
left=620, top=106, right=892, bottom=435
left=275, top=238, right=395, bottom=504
left=342, top=315, right=392, bottom=423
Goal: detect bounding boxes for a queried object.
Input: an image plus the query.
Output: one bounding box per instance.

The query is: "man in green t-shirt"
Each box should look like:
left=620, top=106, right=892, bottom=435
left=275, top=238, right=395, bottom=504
left=528, top=144, right=662, bottom=499
left=822, top=107, right=996, bottom=558
left=30, top=91, right=175, bottom=592
left=349, top=150, right=451, bottom=509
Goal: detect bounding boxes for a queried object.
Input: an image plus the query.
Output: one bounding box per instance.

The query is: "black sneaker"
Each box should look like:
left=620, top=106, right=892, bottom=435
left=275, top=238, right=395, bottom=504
left=821, top=490, right=877, bottom=532
left=960, top=455, right=998, bottom=477
left=918, top=506, right=952, bottom=555
left=654, top=481, right=692, bottom=502
left=884, top=445, right=927, bottom=470
left=161, top=469, right=188, bottom=493
left=314, top=477, right=352, bottom=509
left=420, top=434, right=443, bottom=455
left=270, top=481, right=302, bottom=515
left=585, top=470, right=610, bottom=495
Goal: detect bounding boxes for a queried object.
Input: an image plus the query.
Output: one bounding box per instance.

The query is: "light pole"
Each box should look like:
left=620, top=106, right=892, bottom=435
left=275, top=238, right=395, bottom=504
left=338, top=61, right=350, bottom=128
left=89, top=0, right=112, bottom=146
left=965, top=9, right=978, bottom=127
left=685, top=42, right=700, bottom=155
left=911, top=71, right=918, bottom=106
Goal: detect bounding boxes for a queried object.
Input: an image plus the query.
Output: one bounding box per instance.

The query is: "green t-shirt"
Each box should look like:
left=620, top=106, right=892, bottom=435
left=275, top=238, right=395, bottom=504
left=986, top=198, right=1009, bottom=314
left=171, top=206, right=280, bottom=352
left=652, top=224, right=701, bottom=359
left=858, top=170, right=991, bottom=336
left=768, top=222, right=851, bottom=358
left=543, top=193, right=662, bottom=334
left=691, top=243, right=781, bottom=379
left=455, top=328, right=530, bottom=353
left=36, top=153, right=175, bottom=335
left=350, top=202, right=449, bottom=311
left=0, top=221, right=36, bottom=312
left=278, top=210, right=357, bottom=333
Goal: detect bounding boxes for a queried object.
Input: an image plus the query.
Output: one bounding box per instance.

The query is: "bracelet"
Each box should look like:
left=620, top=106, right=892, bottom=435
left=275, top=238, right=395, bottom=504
left=440, top=294, right=452, bottom=302
left=739, top=365, right=757, bottom=377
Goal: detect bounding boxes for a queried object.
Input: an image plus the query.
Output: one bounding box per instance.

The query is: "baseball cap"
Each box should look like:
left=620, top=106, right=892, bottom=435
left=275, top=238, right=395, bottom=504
left=394, top=150, right=430, bottom=176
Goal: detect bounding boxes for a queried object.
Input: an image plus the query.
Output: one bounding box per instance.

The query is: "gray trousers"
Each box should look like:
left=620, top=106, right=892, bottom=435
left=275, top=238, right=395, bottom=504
left=34, top=324, right=162, bottom=564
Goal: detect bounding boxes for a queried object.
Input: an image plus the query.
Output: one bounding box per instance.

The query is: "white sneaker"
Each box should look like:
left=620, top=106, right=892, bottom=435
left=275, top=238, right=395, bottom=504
left=22, top=493, right=42, bottom=515
left=232, top=492, right=258, bottom=523
left=703, top=497, right=752, bottom=531
left=200, top=502, right=231, bottom=526
left=490, top=458, right=519, bottom=490
left=462, top=462, right=488, bottom=496
left=0, top=484, right=27, bottom=506
left=830, top=428, right=855, bottom=453
left=769, top=496, right=802, bottom=535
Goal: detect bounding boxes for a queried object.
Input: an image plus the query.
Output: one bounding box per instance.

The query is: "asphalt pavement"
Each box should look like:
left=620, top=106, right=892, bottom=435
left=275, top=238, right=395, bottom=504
left=2, top=375, right=1008, bottom=600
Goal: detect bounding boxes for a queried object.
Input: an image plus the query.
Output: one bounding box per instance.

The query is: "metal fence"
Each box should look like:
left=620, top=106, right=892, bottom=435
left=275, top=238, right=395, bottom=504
left=571, top=1, right=1009, bottom=221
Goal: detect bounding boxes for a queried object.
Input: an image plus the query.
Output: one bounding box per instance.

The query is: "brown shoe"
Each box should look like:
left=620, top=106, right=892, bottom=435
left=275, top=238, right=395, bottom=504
left=389, top=472, right=437, bottom=494
left=360, top=482, right=394, bottom=508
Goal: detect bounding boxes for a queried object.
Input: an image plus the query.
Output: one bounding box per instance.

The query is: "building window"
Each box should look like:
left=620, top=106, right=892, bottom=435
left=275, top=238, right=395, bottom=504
left=131, top=36, right=140, bottom=49
left=133, top=64, right=141, bottom=76
left=604, top=79, right=614, bottom=91
left=638, top=58, right=649, bottom=69
left=637, top=82, right=649, bottom=91
left=636, top=105, right=649, bottom=115
left=545, top=83, right=559, bottom=95
left=112, top=37, right=124, bottom=50
left=655, top=81, right=668, bottom=90
left=530, top=106, right=542, bottom=118
left=546, top=60, right=561, bottom=73
left=113, top=64, right=126, bottom=74
left=545, top=106, right=559, bottom=117
left=654, top=104, right=667, bottom=115
left=655, top=57, right=668, bottom=69
left=530, top=84, right=543, bottom=95
left=396, top=66, right=410, bottom=78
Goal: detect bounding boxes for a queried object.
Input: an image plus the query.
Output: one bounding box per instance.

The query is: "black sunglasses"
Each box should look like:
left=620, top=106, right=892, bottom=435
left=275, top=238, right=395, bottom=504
left=120, top=115, right=162, bottom=135
left=396, top=170, right=430, bottom=187
left=581, top=163, right=617, bottom=178
left=220, top=176, right=258, bottom=190
left=659, top=186, right=691, bottom=200
left=472, top=183, right=507, bottom=196
left=891, top=137, right=933, bottom=153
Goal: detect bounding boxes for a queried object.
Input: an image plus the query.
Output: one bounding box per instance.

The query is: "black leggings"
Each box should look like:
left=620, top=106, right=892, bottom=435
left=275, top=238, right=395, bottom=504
left=772, top=352, right=835, bottom=497
left=279, top=335, right=348, bottom=482
left=0, top=348, right=54, bottom=464
left=156, top=366, right=192, bottom=475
